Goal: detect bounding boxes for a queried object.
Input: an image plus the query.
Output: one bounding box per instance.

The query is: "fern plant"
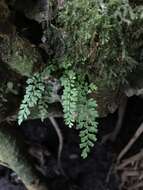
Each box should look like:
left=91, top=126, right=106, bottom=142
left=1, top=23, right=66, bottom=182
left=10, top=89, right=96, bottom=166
left=60, top=70, right=99, bottom=158
left=75, top=80, right=99, bottom=158
left=77, top=98, right=98, bottom=158
left=61, top=70, right=78, bottom=128
left=18, top=73, right=45, bottom=125
left=18, top=69, right=99, bottom=158
left=18, top=0, right=143, bottom=159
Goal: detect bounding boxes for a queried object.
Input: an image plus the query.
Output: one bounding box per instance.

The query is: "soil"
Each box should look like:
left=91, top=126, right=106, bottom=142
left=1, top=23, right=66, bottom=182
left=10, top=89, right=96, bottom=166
left=0, top=96, right=143, bottom=190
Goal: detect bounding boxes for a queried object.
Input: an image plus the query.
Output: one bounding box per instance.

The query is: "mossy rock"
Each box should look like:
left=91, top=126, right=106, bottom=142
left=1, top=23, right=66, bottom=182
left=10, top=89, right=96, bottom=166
left=0, top=34, right=42, bottom=77
left=9, top=36, right=38, bottom=76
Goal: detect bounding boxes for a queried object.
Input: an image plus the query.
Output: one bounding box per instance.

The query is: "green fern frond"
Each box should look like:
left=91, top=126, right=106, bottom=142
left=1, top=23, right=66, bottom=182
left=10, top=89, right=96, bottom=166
left=61, top=70, right=78, bottom=128
left=61, top=72, right=99, bottom=158
left=18, top=73, right=45, bottom=125
left=77, top=98, right=98, bottom=159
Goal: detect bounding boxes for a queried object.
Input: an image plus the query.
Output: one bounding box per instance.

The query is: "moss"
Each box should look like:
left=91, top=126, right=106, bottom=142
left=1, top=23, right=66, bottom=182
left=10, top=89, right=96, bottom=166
left=9, top=36, right=40, bottom=77
left=56, top=0, right=143, bottom=117
left=0, top=34, right=42, bottom=77
left=58, top=0, right=142, bottom=87
left=10, top=52, right=34, bottom=77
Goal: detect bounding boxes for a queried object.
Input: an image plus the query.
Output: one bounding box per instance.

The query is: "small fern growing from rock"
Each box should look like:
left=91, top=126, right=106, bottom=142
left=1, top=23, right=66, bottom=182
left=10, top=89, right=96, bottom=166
left=77, top=98, right=98, bottom=158
left=60, top=70, right=99, bottom=158
left=18, top=69, right=99, bottom=159
left=61, top=72, right=99, bottom=158
left=18, top=73, right=45, bottom=125
left=17, top=0, right=143, bottom=159
left=75, top=80, right=99, bottom=158
left=61, top=70, right=78, bottom=128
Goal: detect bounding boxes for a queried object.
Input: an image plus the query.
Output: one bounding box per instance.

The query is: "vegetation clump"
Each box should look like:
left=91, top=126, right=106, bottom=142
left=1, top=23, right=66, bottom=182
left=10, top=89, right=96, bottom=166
left=58, top=0, right=143, bottom=88
left=18, top=0, right=143, bottom=158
